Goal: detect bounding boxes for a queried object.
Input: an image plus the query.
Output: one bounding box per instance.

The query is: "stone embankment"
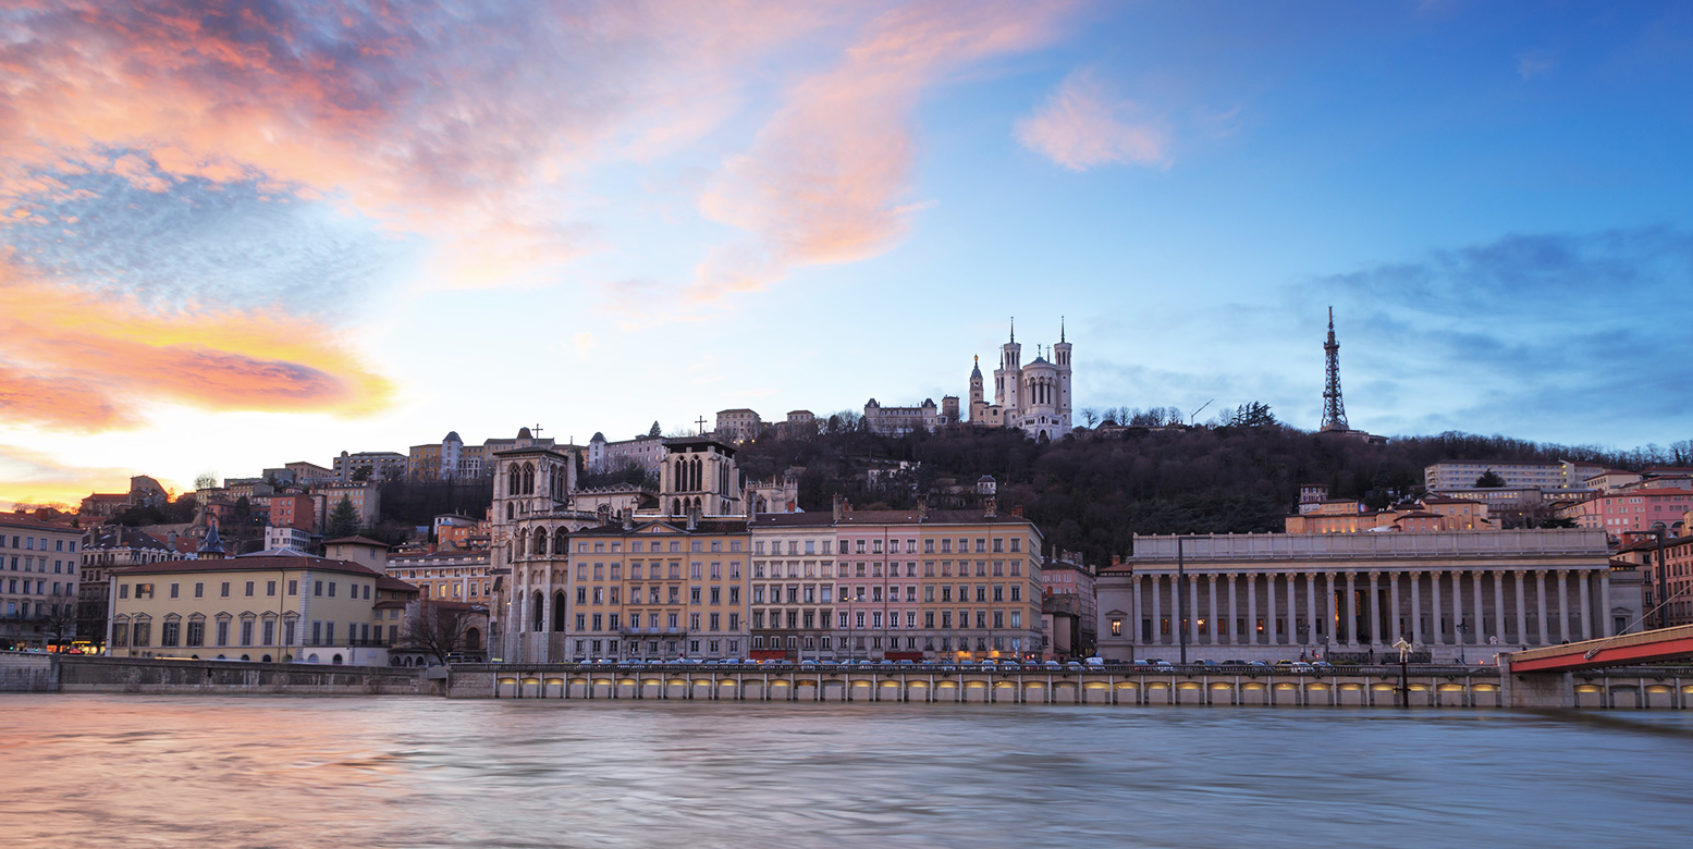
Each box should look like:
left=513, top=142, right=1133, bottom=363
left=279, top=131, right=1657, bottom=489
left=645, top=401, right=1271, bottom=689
left=0, top=652, right=436, bottom=696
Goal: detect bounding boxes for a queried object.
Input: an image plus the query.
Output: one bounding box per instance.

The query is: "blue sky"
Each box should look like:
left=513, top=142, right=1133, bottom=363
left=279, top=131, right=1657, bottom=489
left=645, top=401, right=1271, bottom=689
left=0, top=1, right=1689, bottom=505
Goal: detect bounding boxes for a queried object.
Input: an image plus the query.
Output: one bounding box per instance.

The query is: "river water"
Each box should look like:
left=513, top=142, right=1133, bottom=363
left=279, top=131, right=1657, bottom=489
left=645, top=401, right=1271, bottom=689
left=2, top=695, right=1690, bottom=848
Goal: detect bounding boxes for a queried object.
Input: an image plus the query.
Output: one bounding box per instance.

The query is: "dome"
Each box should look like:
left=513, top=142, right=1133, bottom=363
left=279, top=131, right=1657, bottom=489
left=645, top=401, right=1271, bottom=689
left=444, top=431, right=462, bottom=443
left=517, top=426, right=532, bottom=439
left=591, top=431, right=606, bottom=443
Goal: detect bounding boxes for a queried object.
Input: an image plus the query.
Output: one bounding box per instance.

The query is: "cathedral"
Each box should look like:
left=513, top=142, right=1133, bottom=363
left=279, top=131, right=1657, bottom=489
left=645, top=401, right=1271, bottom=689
left=968, top=319, right=1073, bottom=440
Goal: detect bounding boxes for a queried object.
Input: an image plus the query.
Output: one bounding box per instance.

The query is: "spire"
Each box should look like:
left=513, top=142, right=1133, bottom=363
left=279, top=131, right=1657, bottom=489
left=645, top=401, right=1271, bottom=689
left=1009, top=316, right=1015, bottom=344
left=971, top=354, right=981, bottom=378
left=1321, top=306, right=1349, bottom=432
left=198, top=520, right=225, bottom=560
left=1060, top=316, right=1066, bottom=343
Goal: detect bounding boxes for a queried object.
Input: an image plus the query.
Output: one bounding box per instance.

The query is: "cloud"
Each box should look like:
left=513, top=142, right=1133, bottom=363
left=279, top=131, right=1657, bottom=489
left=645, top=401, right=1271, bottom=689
left=1517, top=49, right=1556, bottom=80
left=0, top=265, right=393, bottom=429
left=0, top=445, right=135, bottom=510
left=1015, top=68, right=1169, bottom=172
left=691, top=0, right=1079, bottom=301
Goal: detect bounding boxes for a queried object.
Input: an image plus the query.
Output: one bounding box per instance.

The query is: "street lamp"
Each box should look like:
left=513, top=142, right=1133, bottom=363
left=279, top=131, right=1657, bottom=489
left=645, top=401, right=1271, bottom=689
left=1455, top=623, right=1468, bottom=665
left=1296, top=622, right=1310, bottom=661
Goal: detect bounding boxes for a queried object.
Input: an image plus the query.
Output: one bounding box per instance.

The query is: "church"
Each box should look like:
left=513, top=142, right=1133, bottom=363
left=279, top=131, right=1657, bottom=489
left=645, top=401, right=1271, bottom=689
left=969, top=319, right=1073, bottom=440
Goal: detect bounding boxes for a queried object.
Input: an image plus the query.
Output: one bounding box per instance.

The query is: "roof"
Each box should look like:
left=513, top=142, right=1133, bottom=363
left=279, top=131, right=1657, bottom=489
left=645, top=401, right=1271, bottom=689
left=0, top=517, right=81, bottom=533
left=114, top=553, right=389, bottom=579
left=752, top=513, right=833, bottom=529
left=376, top=575, right=420, bottom=593
left=444, top=430, right=462, bottom=442
left=324, top=535, right=389, bottom=548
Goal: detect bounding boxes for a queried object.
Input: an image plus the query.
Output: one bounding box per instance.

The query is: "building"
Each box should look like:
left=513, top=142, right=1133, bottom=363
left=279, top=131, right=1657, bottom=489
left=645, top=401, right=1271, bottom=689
left=585, top=432, right=665, bottom=476
left=968, top=319, right=1072, bottom=440
left=332, top=450, right=408, bottom=483
left=1041, top=549, right=1096, bottom=659
left=657, top=437, right=744, bottom=518
left=387, top=548, right=495, bottom=605
left=715, top=409, right=763, bottom=444
left=1282, top=496, right=1495, bottom=534
left=781, top=410, right=816, bottom=438
left=283, top=461, right=335, bottom=487
left=0, top=519, right=84, bottom=649
left=1425, top=460, right=1595, bottom=492
left=1096, top=529, right=1638, bottom=665
left=264, top=526, right=312, bottom=551
left=78, top=525, right=175, bottom=646
left=1615, top=532, right=1693, bottom=629
left=863, top=398, right=940, bottom=436
left=106, top=543, right=419, bottom=665
left=1560, top=487, right=1693, bottom=538
left=750, top=513, right=836, bottom=660
left=322, top=482, right=382, bottom=528
left=269, top=492, right=316, bottom=533
left=746, top=469, right=802, bottom=515
left=78, top=475, right=170, bottom=519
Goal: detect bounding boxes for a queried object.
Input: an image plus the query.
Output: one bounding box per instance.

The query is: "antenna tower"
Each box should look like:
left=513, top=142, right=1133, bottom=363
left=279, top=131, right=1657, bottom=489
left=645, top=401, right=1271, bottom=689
left=1321, top=307, right=1349, bottom=432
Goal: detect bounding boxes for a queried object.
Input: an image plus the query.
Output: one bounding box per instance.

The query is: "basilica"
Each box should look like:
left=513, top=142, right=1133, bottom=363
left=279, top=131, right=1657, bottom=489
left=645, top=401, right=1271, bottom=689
left=969, top=319, right=1073, bottom=440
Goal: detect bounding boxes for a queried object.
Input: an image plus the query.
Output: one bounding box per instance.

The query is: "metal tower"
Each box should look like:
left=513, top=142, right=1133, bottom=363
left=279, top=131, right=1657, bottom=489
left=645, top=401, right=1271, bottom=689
left=1320, top=306, right=1349, bottom=432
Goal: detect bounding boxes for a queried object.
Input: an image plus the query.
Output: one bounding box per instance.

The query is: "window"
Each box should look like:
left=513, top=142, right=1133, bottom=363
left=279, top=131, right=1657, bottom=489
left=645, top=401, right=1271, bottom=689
left=162, top=620, right=181, bottom=647
left=245, top=581, right=255, bottom=597
left=170, top=583, right=180, bottom=599
left=220, top=581, right=231, bottom=598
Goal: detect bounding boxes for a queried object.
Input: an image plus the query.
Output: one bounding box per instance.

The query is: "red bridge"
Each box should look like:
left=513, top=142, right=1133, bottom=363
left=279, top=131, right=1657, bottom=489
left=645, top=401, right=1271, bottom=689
left=1506, top=623, right=1693, bottom=673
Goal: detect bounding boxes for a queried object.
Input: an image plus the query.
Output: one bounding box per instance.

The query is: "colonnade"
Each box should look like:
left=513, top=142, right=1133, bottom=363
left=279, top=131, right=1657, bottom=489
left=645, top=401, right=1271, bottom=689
left=1129, top=567, right=1613, bottom=654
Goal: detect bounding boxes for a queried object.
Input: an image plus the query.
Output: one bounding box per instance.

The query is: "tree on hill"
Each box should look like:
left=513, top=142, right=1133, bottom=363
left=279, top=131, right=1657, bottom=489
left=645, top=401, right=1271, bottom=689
left=1474, top=469, right=1506, bottom=488
left=648, top=421, right=662, bottom=437
left=327, top=496, right=360, bottom=538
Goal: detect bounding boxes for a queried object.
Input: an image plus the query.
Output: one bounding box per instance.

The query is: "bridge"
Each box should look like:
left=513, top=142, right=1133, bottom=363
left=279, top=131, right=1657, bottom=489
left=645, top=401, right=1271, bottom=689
left=1505, top=624, right=1693, bottom=673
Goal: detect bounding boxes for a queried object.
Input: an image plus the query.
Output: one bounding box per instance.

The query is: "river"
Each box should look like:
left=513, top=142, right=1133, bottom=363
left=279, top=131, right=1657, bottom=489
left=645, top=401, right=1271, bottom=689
left=1, top=695, right=1689, bottom=848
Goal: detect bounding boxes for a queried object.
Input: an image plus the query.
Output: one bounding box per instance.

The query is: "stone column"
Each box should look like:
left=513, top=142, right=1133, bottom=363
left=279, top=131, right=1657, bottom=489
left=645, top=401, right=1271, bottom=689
left=1265, top=573, right=1279, bottom=646
left=1536, top=570, right=1550, bottom=646
left=1287, top=573, right=1299, bottom=650
left=1344, top=572, right=1357, bottom=646
left=1452, top=570, right=1464, bottom=647
left=1410, top=571, right=1423, bottom=646
left=1557, top=570, right=1571, bottom=643
left=1493, top=571, right=1506, bottom=646
left=1367, top=572, right=1381, bottom=647
left=1473, top=571, right=1485, bottom=646
left=1389, top=571, right=1402, bottom=642
left=1132, top=576, right=1144, bottom=648
left=1306, top=573, right=1318, bottom=648
left=1514, top=571, right=1528, bottom=647
left=1430, top=570, right=1444, bottom=647
left=1207, top=575, right=1219, bottom=645
left=1600, top=571, right=1612, bottom=636
left=1579, top=569, right=1592, bottom=641
left=1246, top=573, right=1259, bottom=646
left=1150, top=575, right=1162, bottom=646
left=1224, top=574, right=1237, bottom=644
left=1188, top=574, right=1201, bottom=646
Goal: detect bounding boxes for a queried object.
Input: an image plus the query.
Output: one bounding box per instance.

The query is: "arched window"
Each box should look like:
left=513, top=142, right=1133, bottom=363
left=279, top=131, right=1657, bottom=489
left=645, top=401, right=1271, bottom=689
left=522, top=463, right=535, bottom=495
left=532, top=590, right=545, bottom=632
left=672, top=498, right=682, bottom=516
left=533, top=527, right=548, bottom=556
left=554, top=527, right=569, bottom=553
left=507, top=469, right=519, bottom=496
left=506, top=502, right=514, bottom=521
left=553, top=590, right=567, bottom=632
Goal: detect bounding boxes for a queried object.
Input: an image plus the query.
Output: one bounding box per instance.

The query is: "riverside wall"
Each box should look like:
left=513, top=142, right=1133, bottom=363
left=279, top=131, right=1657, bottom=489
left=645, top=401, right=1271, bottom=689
left=32, top=653, right=436, bottom=696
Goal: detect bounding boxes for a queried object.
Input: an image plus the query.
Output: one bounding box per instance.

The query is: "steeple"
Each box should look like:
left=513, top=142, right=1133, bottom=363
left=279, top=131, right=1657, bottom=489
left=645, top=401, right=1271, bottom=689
left=197, top=520, right=225, bottom=560
left=1060, top=316, right=1066, bottom=343
left=970, top=354, right=982, bottom=378
left=1009, top=317, right=1015, bottom=344
left=1321, top=306, right=1349, bottom=432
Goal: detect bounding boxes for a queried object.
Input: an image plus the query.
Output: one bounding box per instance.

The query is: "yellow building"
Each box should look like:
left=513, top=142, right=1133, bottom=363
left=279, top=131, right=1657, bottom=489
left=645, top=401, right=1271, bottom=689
left=108, top=549, right=418, bottom=665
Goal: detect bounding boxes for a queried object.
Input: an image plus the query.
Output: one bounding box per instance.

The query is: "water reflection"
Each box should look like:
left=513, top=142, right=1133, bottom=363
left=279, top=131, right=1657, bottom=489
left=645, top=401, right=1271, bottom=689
left=2, top=696, right=1690, bottom=848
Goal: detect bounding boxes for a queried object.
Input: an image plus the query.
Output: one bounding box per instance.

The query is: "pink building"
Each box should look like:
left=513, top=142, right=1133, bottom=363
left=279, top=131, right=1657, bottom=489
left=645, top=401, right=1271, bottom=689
left=834, top=513, right=927, bottom=660
left=1563, top=488, right=1693, bottom=537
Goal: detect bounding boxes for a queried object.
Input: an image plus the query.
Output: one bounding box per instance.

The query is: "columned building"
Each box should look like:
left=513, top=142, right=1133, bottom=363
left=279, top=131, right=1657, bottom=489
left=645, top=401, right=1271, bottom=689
left=1096, top=530, right=1638, bottom=664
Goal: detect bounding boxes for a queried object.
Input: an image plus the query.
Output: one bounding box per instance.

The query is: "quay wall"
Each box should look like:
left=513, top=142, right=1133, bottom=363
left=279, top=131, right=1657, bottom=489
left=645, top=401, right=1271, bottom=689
left=50, top=654, right=434, bottom=696
left=446, top=663, right=1693, bottom=709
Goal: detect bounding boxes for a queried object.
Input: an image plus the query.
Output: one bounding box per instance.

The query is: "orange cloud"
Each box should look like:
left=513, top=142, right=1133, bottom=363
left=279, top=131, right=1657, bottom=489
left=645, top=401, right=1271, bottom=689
left=0, top=445, right=136, bottom=511
left=0, top=265, right=392, bottom=428
left=693, top=1, right=1079, bottom=301
left=1015, top=68, right=1169, bottom=172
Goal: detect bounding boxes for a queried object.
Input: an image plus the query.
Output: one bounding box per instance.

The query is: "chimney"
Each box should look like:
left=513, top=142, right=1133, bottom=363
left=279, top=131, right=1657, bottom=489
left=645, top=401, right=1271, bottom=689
left=832, top=494, right=845, bottom=522
left=622, top=510, right=633, bottom=531
left=686, top=506, right=698, bottom=531
left=984, top=495, right=997, bottom=519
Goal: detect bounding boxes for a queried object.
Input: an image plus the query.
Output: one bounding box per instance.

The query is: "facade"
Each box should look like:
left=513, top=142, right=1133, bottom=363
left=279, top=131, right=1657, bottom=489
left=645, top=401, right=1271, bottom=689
left=1424, top=460, right=1596, bottom=492
left=1560, top=487, right=1693, bottom=537
left=1096, top=530, right=1637, bottom=665
left=750, top=513, right=837, bottom=660
left=323, top=482, right=381, bottom=528
left=968, top=320, right=1072, bottom=440
left=332, top=450, right=409, bottom=482
left=1283, top=497, right=1494, bottom=534
left=268, top=492, right=316, bottom=533
left=1615, top=533, right=1693, bottom=629
left=388, top=549, right=495, bottom=604
left=408, top=431, right=473, bottom=480
left=1041, top=550, right=1097, bottom=659
left=264, top=526, right=312, bottom=551
left=863, top=398, right=941, bottom=436
left=284, top=461, right=335, bottom=487
left=782, top=410, right=816, bottom=437
left=585, top=432, right=664, bottom=475
left=658, top=437, right=743, bottom=518
left=715, top=409, right=763, bottom=444
left=0, top=519, right=84, bottom=649
left=107, top=550, right=419, bottom=664
left=77, top=525, right=173, bottom=645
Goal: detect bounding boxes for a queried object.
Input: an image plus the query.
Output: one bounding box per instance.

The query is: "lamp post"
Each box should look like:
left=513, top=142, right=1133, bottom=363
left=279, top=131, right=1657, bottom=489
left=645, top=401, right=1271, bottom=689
left=1393, top=637, right=1412, bottom=708
left=1174, top=536, right=1210, bottom=666
left=1455, top=622, right=1468, bottom=665
left=1296, top=622, right=1309, bottom=661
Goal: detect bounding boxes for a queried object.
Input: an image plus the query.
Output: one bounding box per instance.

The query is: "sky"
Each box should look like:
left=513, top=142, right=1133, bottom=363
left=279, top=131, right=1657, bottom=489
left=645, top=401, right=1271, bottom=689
left=2, top=0, right=1691, bottom=508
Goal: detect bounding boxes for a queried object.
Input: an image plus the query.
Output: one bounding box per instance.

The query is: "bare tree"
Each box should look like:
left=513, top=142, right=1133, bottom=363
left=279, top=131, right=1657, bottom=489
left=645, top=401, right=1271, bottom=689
left=402, top=600, right=484, bottom=664
left=1081, top=408, right=1099, bottom=428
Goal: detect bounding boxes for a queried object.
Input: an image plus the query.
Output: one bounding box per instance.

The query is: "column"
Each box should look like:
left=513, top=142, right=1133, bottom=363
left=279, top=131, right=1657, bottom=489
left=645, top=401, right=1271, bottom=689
left=1247, top=573, right=1259, bottom=646
left=1430, top=570, right=1444, bottom=646
left=1367, top=572, right=1381, bottom=647
left=1452, top=570, right=1464, bottom=647
left=1188, top=574, right=1201, bottom=646
left=1266, top=573, right=1280, bottom=646
left=1579, top=569, right=1593, bottom=641
left=1523, top=569, right=1537, bottom=640
left=1306, top=573, right=1318, bottom=648
left=1132, top=576, right=1144, bottom=647
left=1536, top=570, right=1549, bottom=646
left=1557, top=570, right=1572, bottom=643
left=1389, top=572, right=1402, bottom=642
left=1207, top=575, right=1219, bottom=645
left=1287, top=573, right=1300, bottom=650
left=1150, top=575, right=1162, bottom=646
left=1473, top=571, right=1486, bottom=646
left=1224, top=574, right=1238, bottom=644
left=1493, top=571, right=1506, bottom=646
left=1344, top=572, right=1357, bottom=646
left=1600, top=570, right=1612, bottom=637
left=1410, top=571, right=1423, bottom=646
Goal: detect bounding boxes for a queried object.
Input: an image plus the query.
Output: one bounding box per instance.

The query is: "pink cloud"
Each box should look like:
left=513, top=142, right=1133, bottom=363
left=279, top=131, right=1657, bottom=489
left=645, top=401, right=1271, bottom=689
left=692, top=0, right=1080, bottom=301
left=1015, top=68, right=1169, bottom=172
